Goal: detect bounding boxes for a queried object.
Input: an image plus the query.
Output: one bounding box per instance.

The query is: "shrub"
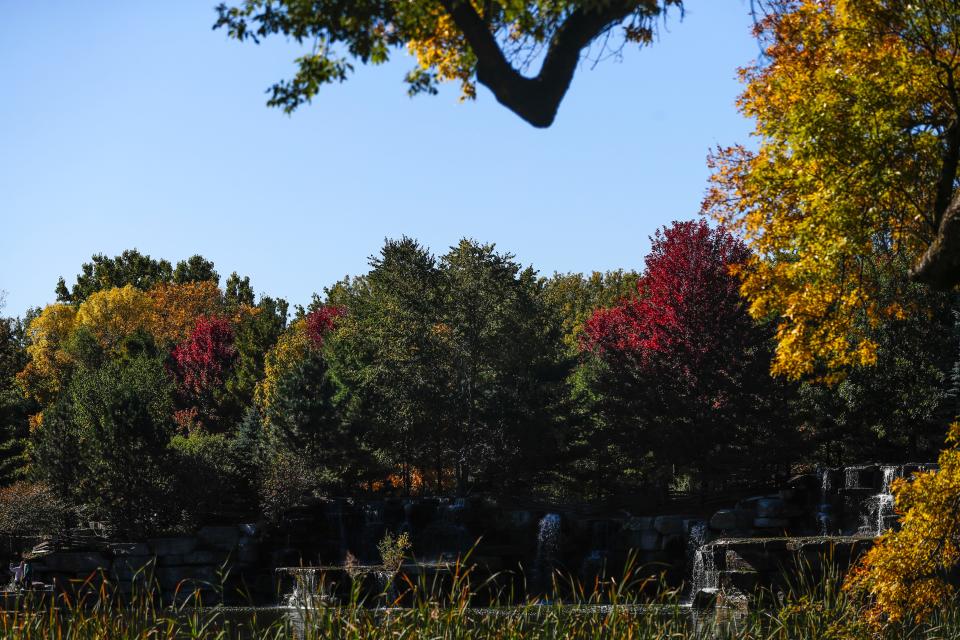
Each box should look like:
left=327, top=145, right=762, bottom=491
left=259, top=452, right=321, bottom=521
left=0, top=481, right=70, bottom=536
left=378, top=531, right=411, bottom=572
left=170, top=429, right=258, bottom=524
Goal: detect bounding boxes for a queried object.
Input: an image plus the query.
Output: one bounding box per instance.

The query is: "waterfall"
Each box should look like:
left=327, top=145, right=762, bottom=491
left=845, top=467, right=858, bottom=489
left=874, top=465, right=899, bottom=536
left=533, top=513, right=561, bottom=593
left=284, top=568, right=323, bottom=609
left=684, top=522, right=712, bottom=604
left=817, top=469, right=834, bottom=535
left=688, top=543, right=717, bottom=606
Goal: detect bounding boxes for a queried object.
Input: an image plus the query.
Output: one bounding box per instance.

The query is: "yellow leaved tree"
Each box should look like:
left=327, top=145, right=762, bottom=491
left=255, top=319, right=309, bottom=421
left=704, top=0, right=960, bottom=381
left=846, top=425, right=960, bottom=625
left=16, top=304, right=77, bottom=413
left=147, top=281, right=226, bottom=345
left=74, top=285, right=153, bottom=352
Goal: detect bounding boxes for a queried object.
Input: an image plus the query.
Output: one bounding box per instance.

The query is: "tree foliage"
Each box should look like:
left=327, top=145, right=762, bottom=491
left=74, top=285, right=154, bottom=354
left=227, top=293, right=288, bottom=409
left=846, top=424, right=960, bottom=625
left=704, top=0, right=960, bottom=380
left=541, top=270, right=640, bottom=354
left=55, top=250, right=220, bottom=305
left=583, top=220, right=796, bottom=489
left=148, top=281, right=226, bottom=345
left=171, top=316, right=237, bottom=399
left=32, top=355, right=178, bottom=536
left=328, top=237, right=567, bottom=493
left=798, top=284, right=957, bottom=466
left=0, top=314, right=31, bottom=485
left=214, top=0, right=680, bottom=127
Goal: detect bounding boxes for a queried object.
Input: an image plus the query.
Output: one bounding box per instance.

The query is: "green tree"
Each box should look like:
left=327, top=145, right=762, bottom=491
left=214, top=0, right=680, bottom=127
left=33, top=355, right=178, bottom=536
left=0, top=301, right=32, bottom=485
left=438, top=239, right=568, bottom=493
left=172, top=255, right=220, bottom=285
left=798, top=283, right=957, bottom=466
left=226, top=293, right=289, bottom=412
left=329, top=237, right=568, bottom=495
left=329, top=238, right=445, bottom=493
left=265, top=348, right=363, bottom=491
left=56, top=250, right=219, bottom=304
left=55, top=250, right=174, bottom=304
left=539, top=272, right=643, bottom=498
left=225, top=271, right=256, bottom=308
left=542, top=270, right=641, bottom=354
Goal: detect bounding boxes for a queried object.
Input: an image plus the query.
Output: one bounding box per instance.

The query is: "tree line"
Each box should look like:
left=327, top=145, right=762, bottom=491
left=0, top=220, right=956, bottom=536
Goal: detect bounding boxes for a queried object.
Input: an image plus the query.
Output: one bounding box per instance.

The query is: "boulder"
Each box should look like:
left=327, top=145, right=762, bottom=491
left=844, top=466, right=880, bottom=490
left=111, top=556, right=154, bottom=581
left=755, top=498, right=785, bottom=518
left=156, top=565, right=217, bottom=590
left=506, top=510, right=533, bottom=529
left=636, top=530, right=661, bottom=551
left=709, top=510, right=738, bottom=531
left=660, top=534, right=684, bottom=553
left=691, top=587, right=718, bottom=610
left=236, top=538, right=259, bottom=564
left=734, top=509, right=756, bottom=529
left=653, top=515, right=686, bottom=535
left=182, top=550, right=228, bottom=566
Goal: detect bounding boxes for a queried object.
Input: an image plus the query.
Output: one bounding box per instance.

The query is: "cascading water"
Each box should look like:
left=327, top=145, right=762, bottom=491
left=684, top=521, right=712, bottom=604
left=688, top=543, right=717, bottom=607
left=817, top=469, right=834, bottom=535
left=282, top=568, right=324, bottom=609
left=845, top=468, right=859, bottom=490
left=533, top=513, right=561, bottom=594
left=873, top=465, right=899, bottom=536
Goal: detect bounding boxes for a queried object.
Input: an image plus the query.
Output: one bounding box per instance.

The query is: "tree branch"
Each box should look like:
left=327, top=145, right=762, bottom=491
left=911, top=191, right=960, bottom=289
left=439, top=0, right=640, bottom=127
left=912, top=120, right=960, bottom=289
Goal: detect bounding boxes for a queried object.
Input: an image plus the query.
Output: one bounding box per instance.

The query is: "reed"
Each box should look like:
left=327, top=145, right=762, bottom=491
left=0, top=555, right=958, bottom=639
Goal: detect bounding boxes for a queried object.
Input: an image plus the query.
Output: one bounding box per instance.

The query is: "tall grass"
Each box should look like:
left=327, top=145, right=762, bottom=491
left=0, top=553, right=959, bottom=639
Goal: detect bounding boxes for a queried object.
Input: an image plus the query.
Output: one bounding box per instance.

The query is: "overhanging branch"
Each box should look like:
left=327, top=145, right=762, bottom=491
left=439, top=0, right=639, bottom=127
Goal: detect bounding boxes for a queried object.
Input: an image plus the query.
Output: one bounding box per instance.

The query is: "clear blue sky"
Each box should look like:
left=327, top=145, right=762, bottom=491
left=1, top=0, right=759, bottom=318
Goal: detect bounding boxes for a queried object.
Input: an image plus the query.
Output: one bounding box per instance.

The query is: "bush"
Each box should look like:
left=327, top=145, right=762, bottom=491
left=378, top=531, right=411, bottom=572
left=169, top=430, right=257, bottom=524
left=259, top=452, right=322, bottom=521
left=0, top=481, right=70, bottom=536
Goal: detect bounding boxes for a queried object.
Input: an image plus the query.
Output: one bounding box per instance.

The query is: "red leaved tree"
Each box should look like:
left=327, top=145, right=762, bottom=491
left=171, top=315, right=237, bottom=431
left=304, top=305, right=346, bottom=348
left=583, top=220, right=794, bottom=491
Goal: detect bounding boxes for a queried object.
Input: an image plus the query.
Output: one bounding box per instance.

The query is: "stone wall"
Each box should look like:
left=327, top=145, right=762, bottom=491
left=30, top=525, right=261, bottom=604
